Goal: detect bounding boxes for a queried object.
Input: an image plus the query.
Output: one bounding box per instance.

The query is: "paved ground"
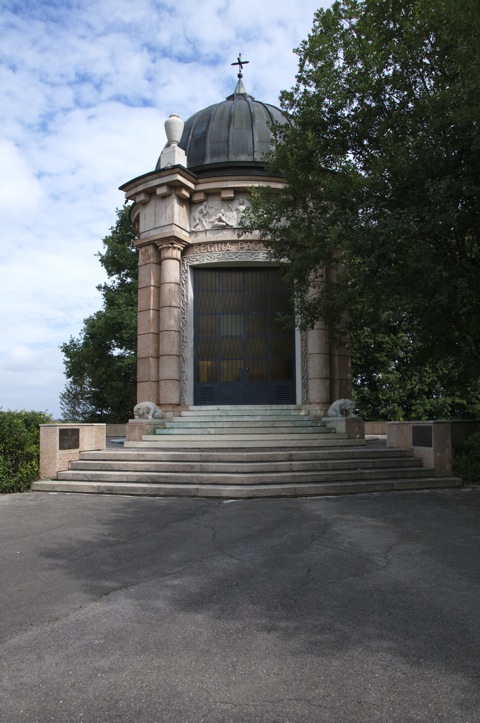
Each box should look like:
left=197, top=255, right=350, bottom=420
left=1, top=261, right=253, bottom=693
left=0, top=488, right=479, bottom=722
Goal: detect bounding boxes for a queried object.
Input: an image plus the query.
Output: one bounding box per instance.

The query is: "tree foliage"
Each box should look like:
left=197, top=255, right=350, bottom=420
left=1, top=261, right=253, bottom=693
left=0, top=409, right=52, bottom=493
left=243, top=0, right=480, bottom=419
left=60, top=206, right=137, bottom=422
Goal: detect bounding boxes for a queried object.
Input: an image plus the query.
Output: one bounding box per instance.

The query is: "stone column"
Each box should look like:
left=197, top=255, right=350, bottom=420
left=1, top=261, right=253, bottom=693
left=305, top=277, right=331, bottom=411
left=137, top=244, right=161, bottom=404
left=307, top=320, right=331, bottom=410
left=158, top=241, right=184, bottom=407
left=330, top=337, right=352, bottom=401
left=326, top=266, right=351, bottom=401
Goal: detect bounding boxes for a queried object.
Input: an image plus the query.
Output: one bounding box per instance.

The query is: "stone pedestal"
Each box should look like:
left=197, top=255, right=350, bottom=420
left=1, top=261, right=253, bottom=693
left=386, top=420, right=473, bottom=476
left=324, top=416, right=365, bottom=440
left=39, top=424, right=105, bottom=479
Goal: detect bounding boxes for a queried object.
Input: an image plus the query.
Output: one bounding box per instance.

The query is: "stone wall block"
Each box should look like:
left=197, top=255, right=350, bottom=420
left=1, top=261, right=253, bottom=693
left=308, top=353, right=331, bottom=381
left=40, top=424, right=106, bottom=480
left=138, top=309, right=160, bottom=336
left=160, top=282, right=181, bottom=307
left=137, top=357, right=159, bottom=383
left=308, top=378, right=331, bottom=406
left=159, top=355, right=181, bottom=380
left=307, top=332, right=330, bottom=355
left=161, top=259, right=182, bottom=284
left=153, top=196, right=169, bottom=228
left=125, top=419, right=159, bottom=442
left=159, top=379, right=180, bottom=406
left=137, top=380, right=159, bottom=406
left=159, top=307, right=181, bottom=332
left=137, top=333, right=159, bottom=359
left=139, top=244, right=160, bottom=266
left=138, top=286, right=160, bottom=312
left=138, top=264, right=160, bottom=290
left=159, top=330, right=180, bottom=355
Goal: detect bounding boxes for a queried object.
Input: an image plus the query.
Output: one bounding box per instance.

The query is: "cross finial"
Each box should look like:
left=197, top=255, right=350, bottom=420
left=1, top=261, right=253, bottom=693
left=231, top=53, right=249, bottom=79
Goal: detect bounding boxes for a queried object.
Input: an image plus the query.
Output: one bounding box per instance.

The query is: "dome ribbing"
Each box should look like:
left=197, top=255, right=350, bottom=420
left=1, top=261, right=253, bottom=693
left=156, top=79, right=288, bottom=177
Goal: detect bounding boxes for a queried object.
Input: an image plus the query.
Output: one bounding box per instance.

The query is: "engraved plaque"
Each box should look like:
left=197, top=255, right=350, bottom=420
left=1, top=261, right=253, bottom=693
left=412, top=425, right=432, bottom=448
left=59, top=428, right=80, bottom=450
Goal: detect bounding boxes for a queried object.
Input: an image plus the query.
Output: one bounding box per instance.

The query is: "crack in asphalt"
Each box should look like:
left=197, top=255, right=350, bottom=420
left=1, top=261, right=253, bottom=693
left=0, top=502, right=223, bottom=646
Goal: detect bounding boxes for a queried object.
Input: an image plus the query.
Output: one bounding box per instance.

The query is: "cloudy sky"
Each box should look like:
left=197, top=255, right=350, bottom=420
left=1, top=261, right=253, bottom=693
left=0, top=0, right=328, bottom=418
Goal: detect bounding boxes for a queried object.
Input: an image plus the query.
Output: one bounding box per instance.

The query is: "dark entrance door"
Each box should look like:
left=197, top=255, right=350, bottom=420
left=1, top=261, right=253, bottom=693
left=193, top=268, right=295, bottom=405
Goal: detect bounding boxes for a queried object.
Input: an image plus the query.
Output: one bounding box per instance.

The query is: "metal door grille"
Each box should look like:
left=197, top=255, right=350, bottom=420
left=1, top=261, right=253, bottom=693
left=193, top=268, right=295, bottom=405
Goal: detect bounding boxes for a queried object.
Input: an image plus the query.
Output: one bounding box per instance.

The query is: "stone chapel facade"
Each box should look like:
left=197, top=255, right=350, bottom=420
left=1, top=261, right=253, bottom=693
left=120, top=75, right=351, bottom=420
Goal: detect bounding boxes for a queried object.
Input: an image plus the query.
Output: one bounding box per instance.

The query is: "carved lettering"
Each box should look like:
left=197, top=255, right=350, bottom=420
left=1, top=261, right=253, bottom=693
left=190, top=241, right=267, bottom=255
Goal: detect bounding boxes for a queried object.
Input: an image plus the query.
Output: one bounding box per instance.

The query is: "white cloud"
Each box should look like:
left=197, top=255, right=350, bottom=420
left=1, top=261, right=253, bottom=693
left=0, top=140, right=44, bottom=220
left=0, top=0, right=329, bottom=417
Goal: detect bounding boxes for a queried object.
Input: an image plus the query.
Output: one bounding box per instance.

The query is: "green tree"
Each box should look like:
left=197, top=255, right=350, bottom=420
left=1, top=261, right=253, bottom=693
left=60, top=206, right=137, bottom=422
left=243, top=0, right=480, bottom=418
left=0, top=409, right=52, bottom=493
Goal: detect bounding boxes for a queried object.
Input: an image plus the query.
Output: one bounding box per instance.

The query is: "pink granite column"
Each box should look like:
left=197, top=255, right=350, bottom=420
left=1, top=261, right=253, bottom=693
left=158, top=242, right=184, bottom=407
left=305, top=277, right=331, bottom=411
left=307, top=320, right=331, bottom=410
left=327, top=266, right=351, bottom=401
left=137, top=244, right=161, bottom=404
left=330, top=336, right=352, bottom=401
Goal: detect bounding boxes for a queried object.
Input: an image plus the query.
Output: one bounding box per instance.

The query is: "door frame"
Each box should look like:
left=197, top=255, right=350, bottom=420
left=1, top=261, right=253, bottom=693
left=180, top=253, right=305, bottom=406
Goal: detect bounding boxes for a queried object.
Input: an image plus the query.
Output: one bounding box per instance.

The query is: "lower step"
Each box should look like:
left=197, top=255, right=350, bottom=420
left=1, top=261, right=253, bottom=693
left=126, top=436, right=363, bottom=449
left=32, top=477, right=462, bottom=498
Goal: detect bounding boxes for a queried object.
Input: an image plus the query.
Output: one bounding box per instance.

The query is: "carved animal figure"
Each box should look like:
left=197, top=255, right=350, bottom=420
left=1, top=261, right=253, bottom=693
left=327, top=399, right=357, bottom=418
left=133, top=401, right=164, bottom=420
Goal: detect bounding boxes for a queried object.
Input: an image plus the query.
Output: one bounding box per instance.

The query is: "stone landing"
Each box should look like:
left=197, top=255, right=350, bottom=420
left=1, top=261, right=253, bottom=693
left=125, top=405, right=365, bottom=449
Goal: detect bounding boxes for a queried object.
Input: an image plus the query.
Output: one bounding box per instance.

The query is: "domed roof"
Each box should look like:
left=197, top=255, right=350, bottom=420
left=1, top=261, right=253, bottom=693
left=156, top=78, right=288, bottom=177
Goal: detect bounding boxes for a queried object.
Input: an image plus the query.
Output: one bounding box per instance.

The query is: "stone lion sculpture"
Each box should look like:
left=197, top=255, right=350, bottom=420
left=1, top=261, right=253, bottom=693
left=133, top=401, right=164, bottom=420
left=327, top=399, right=357, bottom=418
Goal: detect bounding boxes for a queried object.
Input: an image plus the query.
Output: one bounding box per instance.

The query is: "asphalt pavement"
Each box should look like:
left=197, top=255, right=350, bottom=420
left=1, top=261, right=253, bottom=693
left=1, top=488, right=479, bottom=722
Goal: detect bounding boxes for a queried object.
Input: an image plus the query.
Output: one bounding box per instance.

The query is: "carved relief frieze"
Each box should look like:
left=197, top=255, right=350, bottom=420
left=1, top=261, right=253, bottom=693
left=190, top=196, right=249, bottom=232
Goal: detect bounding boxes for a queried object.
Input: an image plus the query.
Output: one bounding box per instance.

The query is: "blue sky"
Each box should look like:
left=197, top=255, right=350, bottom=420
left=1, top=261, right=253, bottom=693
left=0, top=0, right=329, bottom=418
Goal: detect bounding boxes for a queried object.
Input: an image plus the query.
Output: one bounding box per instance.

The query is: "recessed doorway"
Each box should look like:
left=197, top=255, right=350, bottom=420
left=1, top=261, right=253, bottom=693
left=193, top=267, right=295, bottom=405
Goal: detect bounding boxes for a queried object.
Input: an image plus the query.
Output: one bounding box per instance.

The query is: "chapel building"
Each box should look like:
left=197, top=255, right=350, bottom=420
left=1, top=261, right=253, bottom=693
left=120, top=70, right=351, bottom=419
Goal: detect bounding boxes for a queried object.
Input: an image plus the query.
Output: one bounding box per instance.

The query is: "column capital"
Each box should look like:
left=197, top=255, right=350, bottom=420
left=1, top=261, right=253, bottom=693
left=157, top=238, right=189, bottom=261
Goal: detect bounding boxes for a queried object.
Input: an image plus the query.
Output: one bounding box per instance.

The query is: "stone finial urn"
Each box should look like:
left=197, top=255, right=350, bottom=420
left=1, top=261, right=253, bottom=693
left=164, top=114, right=184, bottom=146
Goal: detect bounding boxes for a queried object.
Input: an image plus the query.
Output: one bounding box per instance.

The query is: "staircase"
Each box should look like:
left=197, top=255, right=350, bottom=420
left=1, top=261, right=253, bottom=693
left=128, top=405, right=354, bottom=449
left=32, top=406, right=462, bottom=498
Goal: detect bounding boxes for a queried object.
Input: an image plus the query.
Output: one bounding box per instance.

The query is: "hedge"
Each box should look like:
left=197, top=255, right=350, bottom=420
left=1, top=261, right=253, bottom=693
left=453, top=430, right=480, bottom=483
left=0, top=410, right=52, bottom=493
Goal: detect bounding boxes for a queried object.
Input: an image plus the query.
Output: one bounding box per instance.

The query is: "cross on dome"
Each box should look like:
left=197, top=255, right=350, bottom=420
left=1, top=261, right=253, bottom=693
left=231, top=53, right=250, bottom=79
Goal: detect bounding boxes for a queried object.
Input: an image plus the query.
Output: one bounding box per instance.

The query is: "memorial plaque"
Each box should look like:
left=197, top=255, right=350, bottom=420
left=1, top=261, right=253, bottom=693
left=59, top=428, right=80, bottom=450
left=412, top=425, right=432, bottom=448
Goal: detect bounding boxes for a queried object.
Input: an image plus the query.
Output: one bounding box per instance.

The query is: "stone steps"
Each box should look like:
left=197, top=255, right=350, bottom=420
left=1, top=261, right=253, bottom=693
left=125, top=404, right=356, bottom=448
left=155, top=424, right=335, bottom=433
left=59, top=448, right=396, bottom=462
left=152, top=405, right=335, bottom=438
left=32, top=446, right=462, bottom=497
left=56, top=468, right=432, bottom=486
left=31, top=406, right=462, bottom=498
left=68, top=454, right=423, bottom=475
left=130, top=435, right=354, bottom=448
left=33, top=477, right=461, bottom=498
left=183, top=405, right=301, bottom=412
left=164, top=419, right=324, bottom=428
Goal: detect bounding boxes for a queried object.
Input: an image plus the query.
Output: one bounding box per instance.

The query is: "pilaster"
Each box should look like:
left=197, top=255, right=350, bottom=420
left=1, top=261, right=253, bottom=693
left=136, top=244, right=161, bottom=404
left=158, top=240, right=188, bottom=407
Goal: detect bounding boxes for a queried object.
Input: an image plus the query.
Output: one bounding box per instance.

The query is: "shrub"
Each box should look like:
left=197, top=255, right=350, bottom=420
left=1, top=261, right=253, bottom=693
left=0, top=410, right=52, bottom=493
left=453, top=430, right=480, bottom=483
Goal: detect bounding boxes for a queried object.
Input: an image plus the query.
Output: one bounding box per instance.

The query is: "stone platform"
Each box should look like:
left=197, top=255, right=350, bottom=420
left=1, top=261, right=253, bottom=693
left=33, top=406, right=462, bottom=498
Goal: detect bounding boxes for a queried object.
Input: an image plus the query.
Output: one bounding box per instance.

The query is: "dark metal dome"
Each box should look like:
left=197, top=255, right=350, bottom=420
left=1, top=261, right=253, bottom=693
left=156, top=78, right=288, bottom=177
